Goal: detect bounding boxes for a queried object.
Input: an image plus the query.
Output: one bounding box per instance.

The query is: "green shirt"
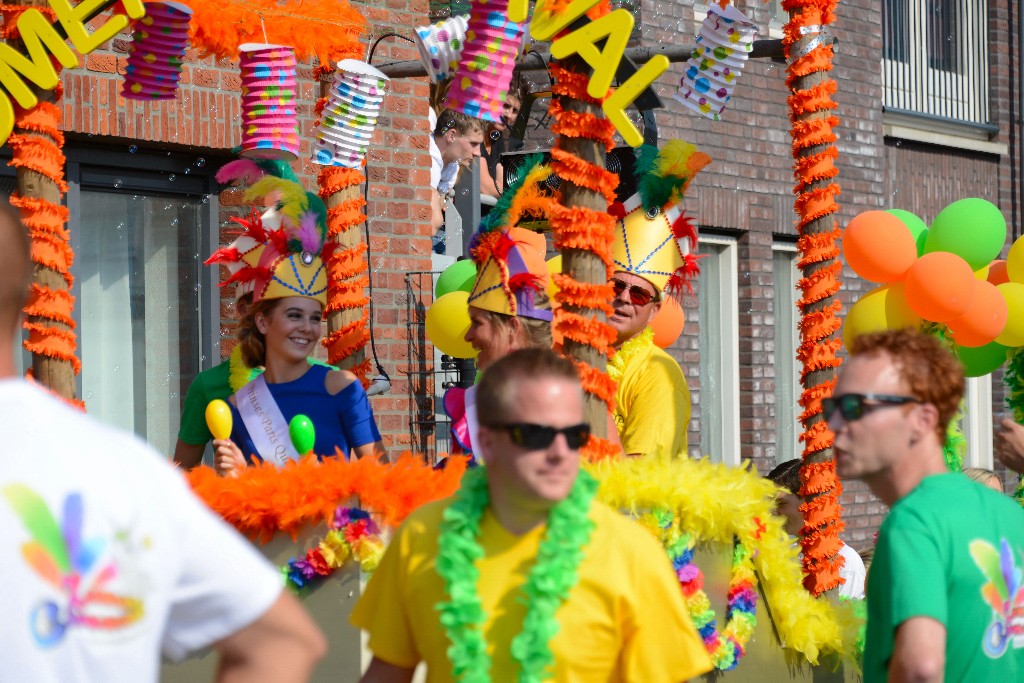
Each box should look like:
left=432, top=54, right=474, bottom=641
left=864, top=473, right=1024, bottom=681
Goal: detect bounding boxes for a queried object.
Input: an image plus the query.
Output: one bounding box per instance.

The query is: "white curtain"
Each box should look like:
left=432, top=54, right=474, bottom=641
left=78, top=192, right=200, bottom=456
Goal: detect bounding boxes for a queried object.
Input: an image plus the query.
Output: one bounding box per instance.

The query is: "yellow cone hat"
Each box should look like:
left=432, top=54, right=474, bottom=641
left=611, top=140, right=711, bottom=294
left=467, top=227, right=550, bottom=320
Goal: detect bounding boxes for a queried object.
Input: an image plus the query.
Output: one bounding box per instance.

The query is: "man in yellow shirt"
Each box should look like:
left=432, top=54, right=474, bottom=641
left=351, top=348, right=712, bottom=682
left=607, top=140, right=711, bottom=458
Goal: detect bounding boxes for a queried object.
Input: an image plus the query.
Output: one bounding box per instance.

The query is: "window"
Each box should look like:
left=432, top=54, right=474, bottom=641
left=696, top=236, right=739, bottom=465
left=883, top=0, right=990, bottom=126
left=773, top=245, right=801, bottom=465
left=7, top=147, right=222, bottom=458
left=962, top=374, right=994, bottom=469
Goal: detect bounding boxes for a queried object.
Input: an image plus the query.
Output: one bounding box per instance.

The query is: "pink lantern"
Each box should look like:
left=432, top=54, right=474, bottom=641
left=238, top=43, right=300, bottom=161
left=121, top=1, right=192, bottom=101
left=444, top=0, right=524, bottom=123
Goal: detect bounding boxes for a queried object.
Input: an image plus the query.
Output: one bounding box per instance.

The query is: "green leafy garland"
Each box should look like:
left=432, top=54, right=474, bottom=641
left=925, top=323, right=967, bottom=471
left=435, top=466, right=597, bottom=682
left=1004, top=347, right=1024, bottom=503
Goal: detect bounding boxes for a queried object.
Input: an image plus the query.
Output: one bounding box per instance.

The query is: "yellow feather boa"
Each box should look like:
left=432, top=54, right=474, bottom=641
left=588, top=455, right=863, bottom=668
left=606, top=326, right=654, bottom=386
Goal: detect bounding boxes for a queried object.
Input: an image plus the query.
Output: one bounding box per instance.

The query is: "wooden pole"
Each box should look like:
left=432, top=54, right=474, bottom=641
left=317, top=73, right=372, bottom=381
left=550, top=55, right=613, bottom=440
left=786, top=2, right=845, bottom=596
left=5, top=0, right=79, bottom=401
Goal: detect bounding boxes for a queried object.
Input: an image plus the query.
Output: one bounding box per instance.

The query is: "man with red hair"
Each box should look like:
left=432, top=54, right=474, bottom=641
left=831, top=328, right=1024, bottom=682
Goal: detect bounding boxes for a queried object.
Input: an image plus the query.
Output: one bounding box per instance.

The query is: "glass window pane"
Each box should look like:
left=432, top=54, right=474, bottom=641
left=77, top=191, right=202, bottom=456
left=698, top=243, right=724, bottom=461
left=773, top=249, right=800, bottom=464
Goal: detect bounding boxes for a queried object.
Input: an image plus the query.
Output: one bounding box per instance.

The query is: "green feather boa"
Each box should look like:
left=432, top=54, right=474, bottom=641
left=435, top=467, right=597, bottom=682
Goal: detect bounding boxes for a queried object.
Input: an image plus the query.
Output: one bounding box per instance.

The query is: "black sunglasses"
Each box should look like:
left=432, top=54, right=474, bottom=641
left=486, top=422, right=592, bottom=450
left=822, top=393, right=920, bottom=422
left=611, top=278, right=658, bottom=307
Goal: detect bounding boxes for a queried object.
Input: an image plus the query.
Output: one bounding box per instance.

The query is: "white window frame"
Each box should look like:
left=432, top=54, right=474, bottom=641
left=772, top=244, right=801, bottom=465
left=963, top=374, right=994, bottom=469
left=880, top=0, right=991, bottom=150
left=697, top=235, right=740, bottom=466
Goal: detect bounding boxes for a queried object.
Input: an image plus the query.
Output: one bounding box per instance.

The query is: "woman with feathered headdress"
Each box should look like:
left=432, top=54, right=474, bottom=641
left=205, top=160, right=384, bottom=475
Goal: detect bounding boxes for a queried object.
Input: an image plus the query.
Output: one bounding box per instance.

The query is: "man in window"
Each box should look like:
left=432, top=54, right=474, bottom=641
left=352, top=347, right=712, bottom=682
left=430, top=108, right=486, bottom=239
left=831, top=328, right=1024, bottom=681
left=606, top=140, right=710, bottom=458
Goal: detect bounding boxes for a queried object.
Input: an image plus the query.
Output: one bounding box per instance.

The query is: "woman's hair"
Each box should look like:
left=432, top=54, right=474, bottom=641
left=482, top=289, right=553, bottom=351
left=477, top=347, right=580, bottom=422
left=858, top=545, right=875, bottom=574
left=237, top=298, right=282, bottom=367
left=963, top=467, right=1003, bottom=493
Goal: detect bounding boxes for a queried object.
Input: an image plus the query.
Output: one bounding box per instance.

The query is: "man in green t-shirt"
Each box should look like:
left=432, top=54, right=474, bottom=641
left=828, top=328, right=1024, bottom=682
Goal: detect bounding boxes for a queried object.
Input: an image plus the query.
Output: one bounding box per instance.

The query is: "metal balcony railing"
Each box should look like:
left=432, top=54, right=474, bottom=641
left=883, top=0, right=991, bottom=129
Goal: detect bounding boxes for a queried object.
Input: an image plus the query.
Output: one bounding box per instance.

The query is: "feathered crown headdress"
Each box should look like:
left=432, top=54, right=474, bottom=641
left=609, top=140, right=711, bottom=295
left=205, top=159, right=333, bottom=305
left=466, top=154, right=553, bottom=320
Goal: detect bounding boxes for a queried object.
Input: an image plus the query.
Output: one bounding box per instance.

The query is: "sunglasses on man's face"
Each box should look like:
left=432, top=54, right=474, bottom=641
left=486, top=422, right=592, bottom=450
left=821, top=393, right=920, bottom=422
left=611, top=279, right=658, bottom=307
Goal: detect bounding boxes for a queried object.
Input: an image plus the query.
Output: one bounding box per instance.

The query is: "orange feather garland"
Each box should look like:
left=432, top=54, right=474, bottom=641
left=783, top=0, right=846, bottom=596
left=186, top=454, right=467, bottom=543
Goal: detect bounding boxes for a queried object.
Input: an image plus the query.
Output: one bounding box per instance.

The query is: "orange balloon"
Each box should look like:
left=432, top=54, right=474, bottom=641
left=903, top=252, right=975, bottom=323
left=987, top=260, right=1010, bottom=286
left=842, top=211, right=918, bottom=283
left=947, top=279, right=1009, bottom=347
left=650, top=296, right=685, bottom=348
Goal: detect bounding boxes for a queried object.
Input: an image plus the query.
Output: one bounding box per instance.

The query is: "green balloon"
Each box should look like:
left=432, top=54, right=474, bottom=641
left=289, top=414, right=316, bottom=456
left=435, top=259, right=478, bottom=299
left=924, top=198, right=1007, bottom=270
left=956, top=341, right=1009, bottom=378
left=886, top=209, right=929, bottom=256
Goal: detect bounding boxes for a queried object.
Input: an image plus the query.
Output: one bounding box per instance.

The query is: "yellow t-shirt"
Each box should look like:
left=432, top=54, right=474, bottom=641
left=612, top=340, right=691, bottom=457
left=350, top=497, right=712, bottom=682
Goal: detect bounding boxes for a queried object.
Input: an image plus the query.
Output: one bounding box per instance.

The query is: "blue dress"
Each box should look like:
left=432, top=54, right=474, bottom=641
left=230, top=364, right=381, bottom=463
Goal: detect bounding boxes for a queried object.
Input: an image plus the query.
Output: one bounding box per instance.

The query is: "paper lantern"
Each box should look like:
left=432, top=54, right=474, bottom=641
left=121, top=1, right=192, bottom=101
left=310, top=59, right=389, bottom=169
left=673, top=3, right=757, bottom=121
left=414, top=14, right=469, bottom=83
left=238, top=43, right=300, bottom=161
left=444, top=0, right=525, bottom=123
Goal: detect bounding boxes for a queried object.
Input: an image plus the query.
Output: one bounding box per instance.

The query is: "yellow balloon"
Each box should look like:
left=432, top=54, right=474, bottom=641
left=974, top=264, right=990, bottom=280
left=842, top=283, right=922, bottom=350
left=1008, top=237, right=1024, bottom=284
left=995, top=282, right=1024, bottom=347
left=205, top=399, right=233, bottom=441
left=426, top=291, right=478, bottom=359
left=546, top=255, right=562, bottom=299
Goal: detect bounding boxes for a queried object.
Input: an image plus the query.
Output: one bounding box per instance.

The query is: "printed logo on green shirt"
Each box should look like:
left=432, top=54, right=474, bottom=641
left=970, top=538, right=1024, bottom=658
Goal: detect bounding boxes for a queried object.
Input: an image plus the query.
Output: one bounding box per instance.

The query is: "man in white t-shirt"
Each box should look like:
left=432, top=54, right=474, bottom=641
left=767, top=459, right=866, bottom=599
left=0, top=203, right=325, bottom=681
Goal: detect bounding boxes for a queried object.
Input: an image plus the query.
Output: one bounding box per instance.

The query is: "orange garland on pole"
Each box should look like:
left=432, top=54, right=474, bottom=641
left=312, top=64, right=374, bottom=384
left=782, top=0, right=845, bottom=595
left=3, top=3, right=81, bottom=407
left=546, top=55, right=621, bottom=462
